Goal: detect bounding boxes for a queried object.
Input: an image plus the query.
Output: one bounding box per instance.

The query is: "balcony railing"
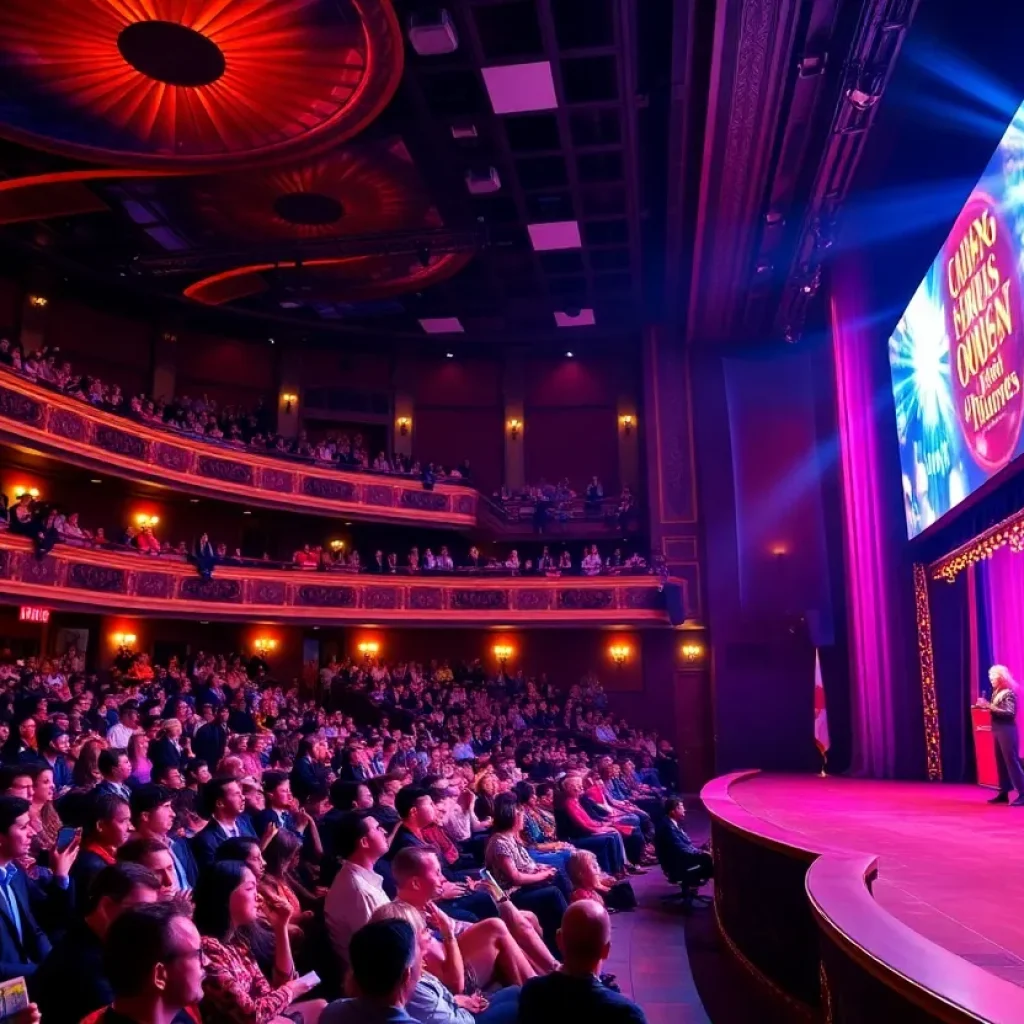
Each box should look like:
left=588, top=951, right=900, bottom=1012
left=0, top=370, right=478, bottom=528
left=0, top=533, right=671, bottom=625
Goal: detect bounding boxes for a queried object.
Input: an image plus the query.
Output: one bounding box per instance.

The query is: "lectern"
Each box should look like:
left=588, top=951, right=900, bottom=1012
left=972, top=704, right=998, bottom=788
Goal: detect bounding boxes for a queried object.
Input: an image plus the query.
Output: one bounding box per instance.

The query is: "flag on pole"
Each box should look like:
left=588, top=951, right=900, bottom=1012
left=814, top=649, right=830, bottom=755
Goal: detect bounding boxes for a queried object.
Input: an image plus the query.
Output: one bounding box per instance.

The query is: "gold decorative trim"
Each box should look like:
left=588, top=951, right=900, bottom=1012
left=913, top=563, right=942, bottom=780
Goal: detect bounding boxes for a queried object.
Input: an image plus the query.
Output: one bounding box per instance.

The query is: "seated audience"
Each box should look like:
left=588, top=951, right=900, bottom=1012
left=71, top=792, right=132, bottom=912
left=518, top=900, right=648, bottom=1024
left=653, top=797, right=713, bottom=887
left=193, top=860, right=325, bottom=1024
left=34, top=862, right=161, bottom=1023
left=190, top=777, right=257, bottom=869
left=130, top=784, right=197, bottom=892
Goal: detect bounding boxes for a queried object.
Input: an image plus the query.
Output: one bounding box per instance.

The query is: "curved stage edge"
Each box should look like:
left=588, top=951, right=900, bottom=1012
left=702, top=771, right=1024, bottom=1024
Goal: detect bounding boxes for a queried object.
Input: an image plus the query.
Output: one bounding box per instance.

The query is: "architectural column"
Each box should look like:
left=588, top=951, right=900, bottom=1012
left=503, top=352, right=525, bottom=492
left=152, top=328, right=178, bottom=403
left=641, top=323, right=702, bottom=620
left=277, top=348, right=302, bottom=439
left=392, top=350, right=415, bottom=460
left=616, top=389, right=639, bottom=491
left=18, top=273, right=54, bottom=355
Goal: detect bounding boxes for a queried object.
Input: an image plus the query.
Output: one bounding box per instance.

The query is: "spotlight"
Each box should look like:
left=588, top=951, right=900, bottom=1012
left=446, top=352, right=454, bottom=359
left=565, top=351, right=574, bottom=358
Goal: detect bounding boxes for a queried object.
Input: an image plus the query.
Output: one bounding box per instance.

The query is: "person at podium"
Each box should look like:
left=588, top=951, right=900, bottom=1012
left=979, top=665, right=1024, bottom=805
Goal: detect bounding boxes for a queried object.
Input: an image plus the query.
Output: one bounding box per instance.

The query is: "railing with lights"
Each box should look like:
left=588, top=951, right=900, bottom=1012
left=0, top=532, right=673, bottom=625
left=0, top=368, right=478, bottom=529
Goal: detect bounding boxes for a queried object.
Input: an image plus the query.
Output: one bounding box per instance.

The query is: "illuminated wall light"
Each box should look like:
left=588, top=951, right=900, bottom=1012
left=28, top=294, right=48, bottom=308
left=357, top=640, right=380, bottom=658
left=771, top=543, right=789, bottom=556
left=397, top=416, right=411, bottom=436
left=508, top=418, right=521, bottom=440
left=620, top=415, right=634, bottom=436
left=608, top=643, right=631, bottom=666
left=330, top=539, right=345, bottom=552
left=681, top=641, right=705, bottom=663
left=913, top=564, right=942, bottom=781
left=493, top=643, right=514, bottom=667
left=135, top=513, right=160, bottom=528
left=281, top=392, right=298, bottom=413
left=14, top=487, right=39, bottom=499
left=253, top=637, right=278, bottom=654
left=113, top=632, right=137, bottom=648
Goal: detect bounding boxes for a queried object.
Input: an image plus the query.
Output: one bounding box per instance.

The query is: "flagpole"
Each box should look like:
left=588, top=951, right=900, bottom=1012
left=819, top=749, right=827, bottom=778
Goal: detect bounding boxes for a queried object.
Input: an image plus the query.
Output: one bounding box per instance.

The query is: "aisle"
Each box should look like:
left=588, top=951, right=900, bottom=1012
left=606, top=869, right=711, bottom=1024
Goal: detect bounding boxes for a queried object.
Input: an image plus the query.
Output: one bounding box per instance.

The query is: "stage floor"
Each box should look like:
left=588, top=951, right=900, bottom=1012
left=730, top=774, right=1024, bottom=989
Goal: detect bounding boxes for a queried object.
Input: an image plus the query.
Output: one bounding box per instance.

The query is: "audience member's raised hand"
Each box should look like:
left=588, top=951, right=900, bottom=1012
left=50, top=831, right=80, bottom=878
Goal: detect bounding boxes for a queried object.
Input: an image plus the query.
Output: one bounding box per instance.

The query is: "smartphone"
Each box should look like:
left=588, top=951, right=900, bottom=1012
left=297, top=971, right=320, bottom=990
left=55, top=827, right=78, bottom=853
left=480, top=868, right=506, bottom=901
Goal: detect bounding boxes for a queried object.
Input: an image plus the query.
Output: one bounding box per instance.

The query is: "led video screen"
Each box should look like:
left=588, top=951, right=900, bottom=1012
left=890, top=100, right=1024, bottom=537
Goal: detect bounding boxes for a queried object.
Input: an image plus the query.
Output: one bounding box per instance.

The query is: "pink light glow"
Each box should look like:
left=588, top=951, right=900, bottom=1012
left=482, top=62, right=557, bottom=114
left=832, top=269, right=898, bottom=777
left=528, top=221, right=581, bottom=251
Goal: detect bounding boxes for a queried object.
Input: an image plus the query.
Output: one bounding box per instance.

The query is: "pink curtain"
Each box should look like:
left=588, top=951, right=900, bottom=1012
left=981, top=547, right=1024, bottom=693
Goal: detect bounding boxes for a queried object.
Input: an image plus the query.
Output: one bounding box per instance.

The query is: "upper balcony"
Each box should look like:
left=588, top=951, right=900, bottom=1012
left=0, top=369, right=479, bottom=529
left=0, top=532, right=672, bottom=626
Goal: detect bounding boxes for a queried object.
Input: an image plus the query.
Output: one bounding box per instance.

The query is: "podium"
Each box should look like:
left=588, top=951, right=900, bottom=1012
left=972, top=705, right=999, bottom=788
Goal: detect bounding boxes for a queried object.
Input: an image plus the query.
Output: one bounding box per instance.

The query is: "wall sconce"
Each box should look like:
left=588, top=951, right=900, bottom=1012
left=281, top=393, right=298, bottom=414
left=770, top=544, right=789, bottom=557
left=397, top=417, right=411, bottom=437
left=330, top=539, right=345, bottom=552
left=135, top=513, right=160, bottom=528
left=254, top=638, right=278, bottom=654
left=609, top=643, right=631, bottom=666
left=113, top=632, right=137, bottom=649
left=358, top=641, right=380, bottom=659
left=508, top=418, right=521, bottom=441
left=493, top=643, right=514, bottom=668
left=14, top=487, right=39, bottom=500
left=621, top=415, right=634, bottom=436
left=681, top=641, right=705, bottom=663
left=162, top=332, right=177, bottom=344
left=28, top=294, right=47, bottom=308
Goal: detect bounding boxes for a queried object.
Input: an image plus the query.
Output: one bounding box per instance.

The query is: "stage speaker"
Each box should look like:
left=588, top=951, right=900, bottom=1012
left=665, top=583, right=686, bottom=626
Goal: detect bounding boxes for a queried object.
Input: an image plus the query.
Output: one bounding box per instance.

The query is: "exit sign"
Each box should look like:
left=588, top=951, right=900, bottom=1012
left=19, top=607, right=50, bottom=623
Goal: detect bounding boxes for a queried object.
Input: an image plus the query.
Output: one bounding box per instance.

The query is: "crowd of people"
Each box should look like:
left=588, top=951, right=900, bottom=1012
left=0, top=342, right=472, bottom=486
left=494, top=479, right=637, bottom=532
left=0, top=496, right=657, bottom=581
left=0, top=644, right=711, bottom=1023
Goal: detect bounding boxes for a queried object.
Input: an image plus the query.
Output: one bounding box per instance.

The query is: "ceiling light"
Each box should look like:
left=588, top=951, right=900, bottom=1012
left=90, top=478, right=102, bottom=484
left=446, top=352, right=454, bottom=359
left=466, top=168, right=501, bottom=195
left=243, top=510, right=252, bottom=515
left=420, top=317, right=464, bottom=334
left=268, top=337, right=275, bottom=345
left=408, top=10, right=459, bottom=55
left=483, top=62, right=557, bottom=115
left=190, top=498, right=200, bottom=504
left=451, top=123, right=478, bottom=140
left=554, top=308, right=595, bottom=328
left=528, top=221, right=581, bottom=251
left=565, top=351, right=574, bottom=358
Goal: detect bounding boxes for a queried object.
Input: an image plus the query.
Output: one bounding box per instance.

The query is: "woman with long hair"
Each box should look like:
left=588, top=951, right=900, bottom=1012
left=981, top=665, right=1024, bottom=804
left=192, top=861, right=324, bottom=1024
left=24, top=763, right=61, bottom=862
left=126, top=732, right=152, bottom=785
left=70, top=738, right=104, bottom=791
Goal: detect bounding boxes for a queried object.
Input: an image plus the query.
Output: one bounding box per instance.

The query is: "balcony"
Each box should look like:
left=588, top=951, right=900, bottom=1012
left=0, top=534, right=671, bottom=626
left=0, top=370, right=478, bottom=528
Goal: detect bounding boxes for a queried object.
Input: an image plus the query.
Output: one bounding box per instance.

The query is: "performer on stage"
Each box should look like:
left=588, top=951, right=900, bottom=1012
left=980, top=665, right=1024, bottom=805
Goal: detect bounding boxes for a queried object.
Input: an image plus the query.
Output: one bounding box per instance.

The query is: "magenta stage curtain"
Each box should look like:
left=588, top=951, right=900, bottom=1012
left=831, top=261, right=924, bottom=778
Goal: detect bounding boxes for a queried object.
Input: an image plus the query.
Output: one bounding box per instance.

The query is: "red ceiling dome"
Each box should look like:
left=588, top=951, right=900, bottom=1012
left=0, top=0, right=403, bottom=170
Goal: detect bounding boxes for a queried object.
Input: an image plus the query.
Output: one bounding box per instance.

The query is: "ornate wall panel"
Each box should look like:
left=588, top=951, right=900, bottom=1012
left=0, top=371, right=478, bottom=529
left=0, top=535, right=672, bottom=626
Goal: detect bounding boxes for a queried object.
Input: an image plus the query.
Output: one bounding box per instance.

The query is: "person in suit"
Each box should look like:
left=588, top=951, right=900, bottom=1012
left=96, top=748, right=133, bottom=801
left=192, top=706, right=229, bottom=769
left=653, top=797, right=712, bottom=886
left=71, top=792, right=132, bottom=913
left=130, top=784, right=198, bottom=893
left=189, top=777, right=256, bottom=869
left=252, top=771, right=309, bottom=841
left=148, top=719, right=186, bottom=775
left=33, top=862, right=161, bottom=1023
left=290, top=738, right=330, bottom=803
left=0, top=795, right=78, bottom=986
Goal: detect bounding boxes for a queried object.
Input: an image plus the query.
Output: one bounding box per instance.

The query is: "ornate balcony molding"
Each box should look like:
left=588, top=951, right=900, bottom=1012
left=0, top=371, right=478, bottom=528
left=0, top=535, right=671, bottom=626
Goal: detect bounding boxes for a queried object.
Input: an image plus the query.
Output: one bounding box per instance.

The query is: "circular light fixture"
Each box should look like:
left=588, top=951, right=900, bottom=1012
left=116, top=21, right=226, bottom=87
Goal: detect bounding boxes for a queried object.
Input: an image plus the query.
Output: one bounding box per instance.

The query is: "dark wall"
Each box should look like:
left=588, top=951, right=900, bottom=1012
left=175, top=330, right=276, bottom=410
left=694, top=343, right=844, bottom=775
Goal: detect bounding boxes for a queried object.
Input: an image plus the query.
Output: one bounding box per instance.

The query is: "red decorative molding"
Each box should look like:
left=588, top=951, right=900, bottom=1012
left=0, top=371, right=478, bottom=528
left=0, top=535, right=672, bottom=626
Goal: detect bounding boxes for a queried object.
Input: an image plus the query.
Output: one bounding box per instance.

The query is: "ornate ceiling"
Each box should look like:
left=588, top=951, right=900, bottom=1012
left=0, top=0, right=922, bottom=346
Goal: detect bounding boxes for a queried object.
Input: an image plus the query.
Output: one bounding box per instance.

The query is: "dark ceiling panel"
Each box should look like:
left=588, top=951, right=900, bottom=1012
left=473, top=1, right=544, bottom=59
left=561, top=56, right=619, bottom=103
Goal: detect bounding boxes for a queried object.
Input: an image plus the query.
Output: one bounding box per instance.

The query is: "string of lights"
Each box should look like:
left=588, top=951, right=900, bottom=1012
left=913, top=563, right=942, bottom=781
left=930, top=511, right=1024, bottom=583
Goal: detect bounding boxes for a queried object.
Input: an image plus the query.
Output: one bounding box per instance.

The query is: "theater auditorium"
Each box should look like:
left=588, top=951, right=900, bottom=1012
left=0, top=2, right=1022, bottom=1023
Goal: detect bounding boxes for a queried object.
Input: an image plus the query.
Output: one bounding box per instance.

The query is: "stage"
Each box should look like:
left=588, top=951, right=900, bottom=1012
left=729, top=773, right=1024, bottom=989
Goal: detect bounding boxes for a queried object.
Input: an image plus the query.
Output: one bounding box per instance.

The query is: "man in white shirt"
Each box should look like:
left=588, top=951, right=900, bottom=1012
left=325, top=811, right=391, bottom=965
left=106, top=700, right=140, bottom=749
